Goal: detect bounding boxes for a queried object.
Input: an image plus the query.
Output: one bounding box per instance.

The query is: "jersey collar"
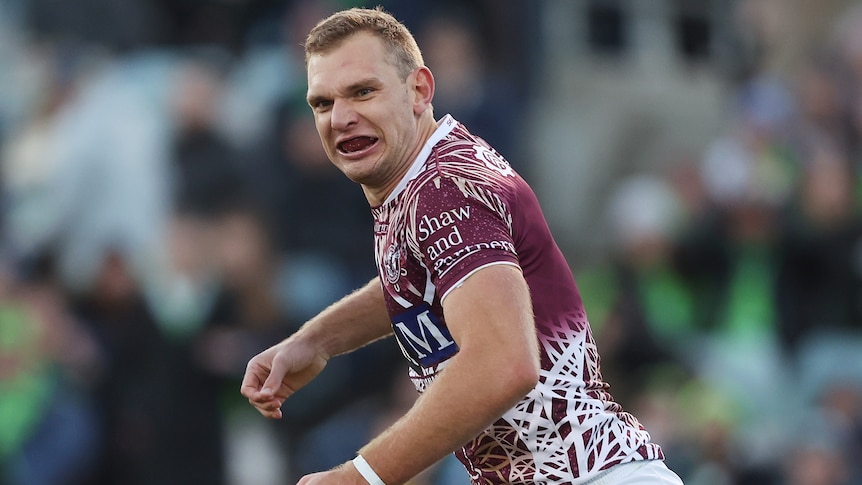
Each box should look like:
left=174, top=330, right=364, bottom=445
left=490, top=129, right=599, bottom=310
left=380, top=114, right=458, bottom=206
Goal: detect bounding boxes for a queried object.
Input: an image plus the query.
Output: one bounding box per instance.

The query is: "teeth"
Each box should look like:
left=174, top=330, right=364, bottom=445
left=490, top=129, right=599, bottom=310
left=340, top=136, right=377, bottom=153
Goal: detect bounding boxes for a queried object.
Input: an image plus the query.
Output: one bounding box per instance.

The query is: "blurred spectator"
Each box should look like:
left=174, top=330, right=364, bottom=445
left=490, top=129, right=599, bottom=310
left=0, top=253, right=101, bottom=485
left=831, top=3, right=862, bottom=163
left=784, top=441, right=848, bottom=485
left=1, top=47, right=78, bottom=263
left=218, top=0, right=337, bottom=150
left=146, top=215, right=223, bottom=340
left=792, top=333, right=862, bottom=485
left=207, top=204, right=293, bottom=377
left=665, top=158, right=730, bottom=338
left=74, top=241, right=228, bottom=485
left=417, top=11, right=523, bottom=165
left=2, top=52, right=173, bottom=294
left=245, top=95, right=375, bottom=320
left=206, top=203, right=297, bottom=485
left=381, top=0, right=537, bottom=106
left=701, top=77, right=798, bottom=211
left=626, top=377, right=700, bottom=482
left=167, top=54, right=245, bottom=219
left=670, top=379, right=748, bottom=485
left=776, top=142, right=862, bottom=354
left=578, top=174, right=692, bottom=404
left=663, top=44, right=803, bottom=483
left=782, top=379, right=860, bottom=485
left=687, top=159, right=792, bottom=482
left=24, top=0, right=164, bottom=53
left=790, top=55, right=855, bottom=157
left=718, top=0, right=792, bottom=85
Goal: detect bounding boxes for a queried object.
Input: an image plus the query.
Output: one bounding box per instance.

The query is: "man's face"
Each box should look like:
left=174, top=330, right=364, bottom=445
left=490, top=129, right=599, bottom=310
left=306, top=32, right=424, bottom=200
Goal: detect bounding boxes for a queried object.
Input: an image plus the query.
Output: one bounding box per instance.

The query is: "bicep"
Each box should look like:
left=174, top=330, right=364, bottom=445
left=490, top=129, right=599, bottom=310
left=441, top=264, right=539, bottom=368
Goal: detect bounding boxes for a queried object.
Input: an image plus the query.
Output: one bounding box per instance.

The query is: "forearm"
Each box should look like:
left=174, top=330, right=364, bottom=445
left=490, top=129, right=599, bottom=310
left=357, top=347, right=537, bottom=484
left=354, top=266, right=539, bottom=484
left=292, top=278, right=393, bottom=359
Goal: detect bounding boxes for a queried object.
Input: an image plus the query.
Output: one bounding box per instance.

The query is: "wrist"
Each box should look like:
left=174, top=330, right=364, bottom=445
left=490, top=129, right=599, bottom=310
left=286, top=331, right=332, bottom=362
left=351, top=455, right=386, bottom=485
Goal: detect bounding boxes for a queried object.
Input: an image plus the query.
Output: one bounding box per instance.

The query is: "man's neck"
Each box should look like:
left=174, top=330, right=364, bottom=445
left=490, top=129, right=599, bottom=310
left=363, top=114, right=440, bottom=207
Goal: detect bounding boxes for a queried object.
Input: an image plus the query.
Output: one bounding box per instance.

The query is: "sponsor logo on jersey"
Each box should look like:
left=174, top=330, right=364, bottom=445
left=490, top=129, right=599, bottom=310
left=392, top=303, right=458, bottom=369
left=432, top=239, right=517, bottom=275
left=417, top=206, right=472, bottom=241
left=418, top=205, right=472, bottom=260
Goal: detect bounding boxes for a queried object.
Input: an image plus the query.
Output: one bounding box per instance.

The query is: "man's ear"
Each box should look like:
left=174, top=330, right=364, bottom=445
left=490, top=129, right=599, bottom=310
left=412, top=66, right=435, bottom=115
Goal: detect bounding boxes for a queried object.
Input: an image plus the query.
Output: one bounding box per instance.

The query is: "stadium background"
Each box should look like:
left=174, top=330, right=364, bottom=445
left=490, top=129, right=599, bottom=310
left=1, top=0, right=861, bottom=483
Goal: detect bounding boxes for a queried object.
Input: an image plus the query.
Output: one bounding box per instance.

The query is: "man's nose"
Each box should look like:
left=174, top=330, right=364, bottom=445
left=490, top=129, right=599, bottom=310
left=330, top=99, right=358, bottom=130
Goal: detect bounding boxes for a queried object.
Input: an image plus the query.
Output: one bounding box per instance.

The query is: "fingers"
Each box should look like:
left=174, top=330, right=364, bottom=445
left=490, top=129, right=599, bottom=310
left=240, top=342, right=326, bottom=420
left=240, top=351, right=292, bottom=419
left=261, top=352, right=292, bottom=396
left=240, top=360, right=273, bottom=400
left=238, top=362, right=273, bottom=416
left=239, top=367, right=263, bottom=400
left=244, top=384, right=286, bottom=419
left=249, top=394, right=285, bottom=419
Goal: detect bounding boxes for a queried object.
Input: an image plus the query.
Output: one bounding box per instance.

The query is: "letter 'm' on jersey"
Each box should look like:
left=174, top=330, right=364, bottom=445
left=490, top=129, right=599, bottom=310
left=392, top=303, right=459, bottom=370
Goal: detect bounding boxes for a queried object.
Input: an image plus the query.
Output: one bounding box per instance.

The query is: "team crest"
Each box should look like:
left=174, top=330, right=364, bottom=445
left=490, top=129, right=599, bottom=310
left=384, top=242, right=402, bottom=284
left=474, top=144, right=513, bottom=177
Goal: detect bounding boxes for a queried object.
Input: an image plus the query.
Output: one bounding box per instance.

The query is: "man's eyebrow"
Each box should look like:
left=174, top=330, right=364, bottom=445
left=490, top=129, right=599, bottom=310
left=344, top=77, right=383, bottom=92
left=307, top=93, right=327, bottom=106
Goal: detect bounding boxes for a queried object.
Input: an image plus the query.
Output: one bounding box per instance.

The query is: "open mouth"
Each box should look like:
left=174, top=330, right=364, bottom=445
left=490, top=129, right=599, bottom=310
left=338, top=136, right=379, bottom=154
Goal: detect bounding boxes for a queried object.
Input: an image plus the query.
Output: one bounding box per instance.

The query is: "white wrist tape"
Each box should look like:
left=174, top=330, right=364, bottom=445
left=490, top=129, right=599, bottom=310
left=352, top=455, right=386, bottom=485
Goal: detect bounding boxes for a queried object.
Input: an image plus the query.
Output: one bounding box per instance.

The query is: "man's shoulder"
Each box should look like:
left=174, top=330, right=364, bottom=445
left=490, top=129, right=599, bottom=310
left=417, top=135, right=515, bottom=197
left=382, top=120, right=519, bottom=219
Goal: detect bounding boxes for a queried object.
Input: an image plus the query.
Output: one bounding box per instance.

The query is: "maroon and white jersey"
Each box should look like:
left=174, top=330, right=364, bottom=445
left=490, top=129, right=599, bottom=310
left=372, top=115, right=664, bottom=484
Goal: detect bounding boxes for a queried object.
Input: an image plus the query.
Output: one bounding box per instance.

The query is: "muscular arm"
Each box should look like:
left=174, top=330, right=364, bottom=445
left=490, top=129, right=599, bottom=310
left=343, top=264, right=540, bottom=484
left=295, top=278, right=394, bottom=358
left=241, top=278, right=393, bottom=418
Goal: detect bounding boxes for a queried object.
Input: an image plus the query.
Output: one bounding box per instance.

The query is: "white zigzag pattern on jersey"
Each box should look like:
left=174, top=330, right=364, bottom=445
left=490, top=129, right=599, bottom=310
left=459, top=314, right=659, bottom=483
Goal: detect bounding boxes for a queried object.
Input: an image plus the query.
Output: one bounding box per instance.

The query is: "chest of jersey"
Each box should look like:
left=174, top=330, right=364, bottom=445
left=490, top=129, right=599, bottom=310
left=375, top=216, right=459, bottom=371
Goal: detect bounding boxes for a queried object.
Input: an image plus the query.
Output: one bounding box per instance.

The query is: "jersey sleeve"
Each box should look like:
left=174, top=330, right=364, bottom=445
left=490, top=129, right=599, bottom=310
left=408, top=174, right=520, bottom=298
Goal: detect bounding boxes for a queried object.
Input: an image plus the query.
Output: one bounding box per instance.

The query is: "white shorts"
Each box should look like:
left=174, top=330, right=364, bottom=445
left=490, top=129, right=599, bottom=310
left=583, top=460, right=684, bottom=485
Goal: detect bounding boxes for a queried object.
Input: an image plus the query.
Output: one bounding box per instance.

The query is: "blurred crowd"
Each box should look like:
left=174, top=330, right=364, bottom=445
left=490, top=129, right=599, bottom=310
left=577, top=2, right=862, bottom=484
left=0, top=0, right=860, bottom=484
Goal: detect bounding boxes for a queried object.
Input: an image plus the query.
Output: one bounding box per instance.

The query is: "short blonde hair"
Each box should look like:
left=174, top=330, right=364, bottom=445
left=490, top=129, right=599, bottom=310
left=304, top=6, right=424, bottom=80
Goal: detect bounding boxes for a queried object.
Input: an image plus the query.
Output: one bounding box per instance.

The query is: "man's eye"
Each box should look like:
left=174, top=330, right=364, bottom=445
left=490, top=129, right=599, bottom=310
left=314, top=100, right=332, bottom=110
left=357, top=88, right=373, bottom=97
